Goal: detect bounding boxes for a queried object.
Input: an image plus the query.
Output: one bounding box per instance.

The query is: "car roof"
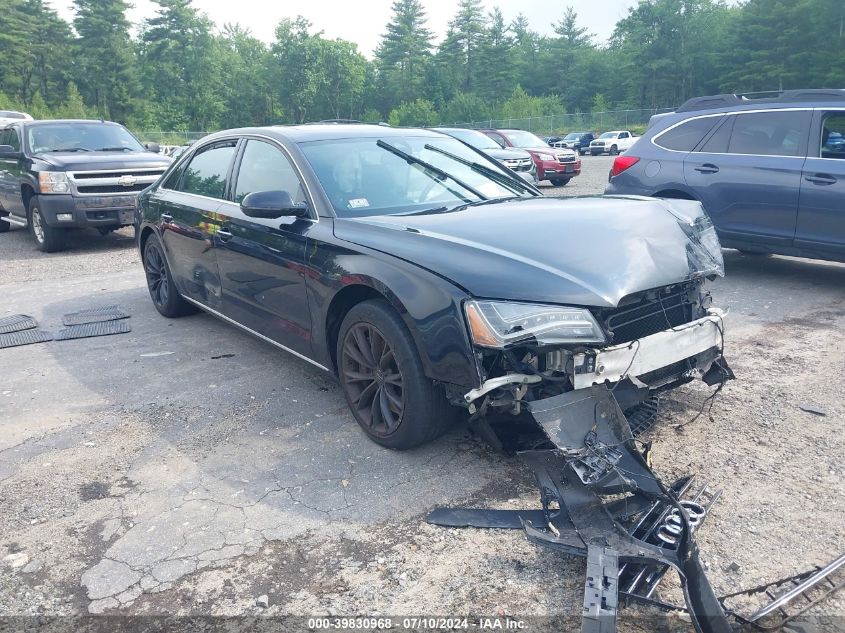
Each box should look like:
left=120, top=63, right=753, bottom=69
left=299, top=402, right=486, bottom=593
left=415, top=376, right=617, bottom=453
left=676, top=89, right=845, bottom=114
left=23, top=119, right=124, bottom=127
left=202, top=124, right=446, bottom=144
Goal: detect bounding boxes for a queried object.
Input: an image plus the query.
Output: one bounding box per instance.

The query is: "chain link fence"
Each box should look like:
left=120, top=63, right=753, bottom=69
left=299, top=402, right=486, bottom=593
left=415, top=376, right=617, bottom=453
left=452, top=108, right=675, bottom=135
left=135, top=131, right=211, bottom=145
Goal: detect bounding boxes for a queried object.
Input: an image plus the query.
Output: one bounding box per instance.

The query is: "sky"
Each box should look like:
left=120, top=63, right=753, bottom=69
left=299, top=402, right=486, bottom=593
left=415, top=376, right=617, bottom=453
left=49, top=0, right=639, bottom=57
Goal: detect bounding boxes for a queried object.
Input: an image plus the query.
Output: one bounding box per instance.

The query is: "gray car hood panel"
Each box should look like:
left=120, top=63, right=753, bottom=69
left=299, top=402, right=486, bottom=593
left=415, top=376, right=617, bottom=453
left=334, top=196, right=722, bottom=308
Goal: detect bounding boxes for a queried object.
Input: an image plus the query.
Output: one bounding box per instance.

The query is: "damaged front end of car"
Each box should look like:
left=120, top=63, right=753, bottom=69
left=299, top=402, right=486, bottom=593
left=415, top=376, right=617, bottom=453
left=454, top=203, right=734, bottom=423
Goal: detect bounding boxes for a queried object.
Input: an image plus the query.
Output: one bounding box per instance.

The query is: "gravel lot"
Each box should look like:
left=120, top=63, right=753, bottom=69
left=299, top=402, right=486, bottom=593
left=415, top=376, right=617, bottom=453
left=1, top=155, right=844, bottom=631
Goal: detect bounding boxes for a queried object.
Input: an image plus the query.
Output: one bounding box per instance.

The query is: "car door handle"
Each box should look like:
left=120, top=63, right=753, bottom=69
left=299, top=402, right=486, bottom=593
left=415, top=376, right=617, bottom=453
left=694, top=164, right=719, bottom=174
left=160, top=213, right=173, bottom=223
left=805, top=173, right=837, bottom=185
left=216, top=227, right=233, bottom=242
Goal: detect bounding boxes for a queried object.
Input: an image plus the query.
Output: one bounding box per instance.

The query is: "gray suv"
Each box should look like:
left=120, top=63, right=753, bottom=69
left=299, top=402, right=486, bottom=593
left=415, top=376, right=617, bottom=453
left=605, top=90, right=845, bottom=264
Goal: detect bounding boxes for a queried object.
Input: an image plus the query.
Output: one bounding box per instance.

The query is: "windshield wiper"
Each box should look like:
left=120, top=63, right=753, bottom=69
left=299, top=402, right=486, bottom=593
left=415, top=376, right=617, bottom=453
left=43, top=147, right=90, bottom=153
left=97, top=146, right=133, bottom=152
left=423, top=143, right=537, bottom=196
left=376, top=140, right=486, bottom=201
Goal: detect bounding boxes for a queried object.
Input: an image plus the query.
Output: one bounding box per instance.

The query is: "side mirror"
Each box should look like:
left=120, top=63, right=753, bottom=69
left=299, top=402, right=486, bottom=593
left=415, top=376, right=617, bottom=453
left=0, top=144, right=19, bottom=158
left=145, top=142, right=161, bottom=154
left=240, top=190, right=309, bottom=219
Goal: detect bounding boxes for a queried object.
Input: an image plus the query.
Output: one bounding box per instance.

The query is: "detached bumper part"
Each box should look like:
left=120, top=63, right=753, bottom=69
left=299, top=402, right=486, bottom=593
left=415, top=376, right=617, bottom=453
left=430, top=385, right=733, bottom=633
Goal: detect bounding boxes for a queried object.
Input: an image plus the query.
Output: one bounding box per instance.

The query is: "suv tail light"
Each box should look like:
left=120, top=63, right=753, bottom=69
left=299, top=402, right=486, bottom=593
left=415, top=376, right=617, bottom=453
left=610, top=155, right=639, bottom=178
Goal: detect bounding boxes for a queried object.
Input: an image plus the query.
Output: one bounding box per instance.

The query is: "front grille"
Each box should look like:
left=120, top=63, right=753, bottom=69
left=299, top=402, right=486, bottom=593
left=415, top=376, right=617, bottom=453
left=602, top=284, right=695, bottom=344
left=77, top=184, right=148, bottom=194
left=556, top=155, right=576, bottom=164
left=69, top=168, right=166, bottom=196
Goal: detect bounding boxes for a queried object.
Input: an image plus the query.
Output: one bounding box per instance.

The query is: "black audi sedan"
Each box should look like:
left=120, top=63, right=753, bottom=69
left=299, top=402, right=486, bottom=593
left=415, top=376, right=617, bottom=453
left=137, top=124, right=730, bottom=449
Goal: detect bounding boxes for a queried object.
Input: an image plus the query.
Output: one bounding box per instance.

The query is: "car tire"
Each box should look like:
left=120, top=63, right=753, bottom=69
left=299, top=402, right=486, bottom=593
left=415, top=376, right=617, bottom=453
left=28, top=197, right=66, bottom=252
left=337, top=299, right=452, bottom=450
left=550, top=178, right=568, bottom=187
left=0, top=211, right=9, bottom=233
left=610, top=145, right=619, bottom=155
left=142, top=233, right=197, bottom=318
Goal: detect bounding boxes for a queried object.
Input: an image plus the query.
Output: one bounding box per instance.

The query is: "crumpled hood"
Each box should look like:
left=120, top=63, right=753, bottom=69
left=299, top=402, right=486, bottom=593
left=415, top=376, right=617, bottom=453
left=35, top=151, right=171, bottom=172
left=334, top=196, right=723, bottom=308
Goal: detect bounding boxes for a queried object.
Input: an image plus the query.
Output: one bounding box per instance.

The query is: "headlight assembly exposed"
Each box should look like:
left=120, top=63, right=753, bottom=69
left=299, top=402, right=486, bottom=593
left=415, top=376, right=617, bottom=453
left=464, top=300, right=606, bottom=348
left=38, top=172, right=70, bottom=194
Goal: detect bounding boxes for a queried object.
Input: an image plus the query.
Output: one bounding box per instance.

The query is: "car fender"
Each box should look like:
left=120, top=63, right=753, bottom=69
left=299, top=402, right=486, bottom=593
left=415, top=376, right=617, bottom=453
left=307, top=244, right=482, bottom=390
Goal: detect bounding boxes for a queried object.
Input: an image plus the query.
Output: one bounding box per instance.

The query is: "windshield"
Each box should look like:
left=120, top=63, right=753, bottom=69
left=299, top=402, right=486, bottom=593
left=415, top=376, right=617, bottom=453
left=502, top=130, right=547, bottom=149
left=300, top=135, right=533, bottom=218
left=599, top=132, right=617, bottom=139
left=442, top=129, right=500, bottom=151
left=27, top=123, right=145, bottom=153
left=563, top=133, right=581, bottom=140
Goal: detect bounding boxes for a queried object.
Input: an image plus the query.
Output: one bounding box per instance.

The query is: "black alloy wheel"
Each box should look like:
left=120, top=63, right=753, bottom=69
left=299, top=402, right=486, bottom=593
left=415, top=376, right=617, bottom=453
left=336, top=300, right=453, bottom=449
left=341, top=322, right=404, bottom=435
left=143, top=234, right=196, bottom=317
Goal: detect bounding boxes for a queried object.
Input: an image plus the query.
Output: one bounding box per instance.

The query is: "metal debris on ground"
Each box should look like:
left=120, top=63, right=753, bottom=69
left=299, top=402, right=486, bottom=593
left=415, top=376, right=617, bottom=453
left=797, top=403, right=827, bottom=417
left=0, top=328, right=53, bottom=349
left=54, top=319, right=132, bottom=341
left=0, top=314, right=38, bottom=334
left=429, top=384, right=843, bottom=633
left=61, top=304, right=130, bottom=326
left=720, top=552, right=845, bottom=630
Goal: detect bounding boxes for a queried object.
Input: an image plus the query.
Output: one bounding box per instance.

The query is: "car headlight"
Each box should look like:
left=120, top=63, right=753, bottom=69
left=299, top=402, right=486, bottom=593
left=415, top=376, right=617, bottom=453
left=464, top=300, right=606, bottom=348
left=38, top=172, right=70, bottom=194
left=538, top=153, right=554, bottom=161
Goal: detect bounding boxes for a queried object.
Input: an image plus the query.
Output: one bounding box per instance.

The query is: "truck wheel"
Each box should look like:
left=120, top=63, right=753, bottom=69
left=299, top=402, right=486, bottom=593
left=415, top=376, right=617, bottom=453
left=337, top=299, right=452, bottom=450
left=0, top=211, right=9, bottom=233
left=609, top=145, right=619, bottom=155
left=28, top=197, right=66, bottom=252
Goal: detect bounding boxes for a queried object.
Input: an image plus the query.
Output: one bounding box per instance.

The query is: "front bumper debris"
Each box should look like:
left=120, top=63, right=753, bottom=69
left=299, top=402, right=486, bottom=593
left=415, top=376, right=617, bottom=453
left=428, top=385, right=843, bottom=633
left=573, top=310, right=725, bottom=389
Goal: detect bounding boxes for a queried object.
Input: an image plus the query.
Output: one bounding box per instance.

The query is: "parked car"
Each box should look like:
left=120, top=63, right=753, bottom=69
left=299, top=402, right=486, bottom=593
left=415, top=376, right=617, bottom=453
left=136, top=124, right=730, bottom=449
left=605, top=89, right=845, bottom=263
left=431, top=127, right=538, bottom=183
left=481, top=128, right=580, bottom=185
left=0, top=110, right=33, bottom=126
left=0, top=119, right=171, bottom=251
left=589, top=130, right=637, bottom=155
left=556, top=131, right=596, bottom=155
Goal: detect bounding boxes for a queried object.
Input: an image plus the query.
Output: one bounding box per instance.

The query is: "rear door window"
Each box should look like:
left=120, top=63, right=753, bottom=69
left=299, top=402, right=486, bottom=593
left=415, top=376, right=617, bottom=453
left=176, top=141, right=237, bottom=199
left=657, top=116, right=722, bottom=152
left=820, top=113, right=845, bottom=159
left=725, top=110, right=811, bottom=157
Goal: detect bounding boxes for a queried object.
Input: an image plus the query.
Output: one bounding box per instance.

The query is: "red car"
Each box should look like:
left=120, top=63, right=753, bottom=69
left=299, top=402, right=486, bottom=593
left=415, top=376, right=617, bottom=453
left=481, top=128, right=581, bottom=186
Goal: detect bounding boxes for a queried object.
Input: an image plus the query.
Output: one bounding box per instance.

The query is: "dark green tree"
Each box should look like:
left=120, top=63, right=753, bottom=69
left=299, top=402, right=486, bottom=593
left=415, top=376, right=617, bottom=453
left=73, top=0, right=138, bottom=121
left=140, top=0, right=223, bottom=129
left=375, top=0, right=433, bottom=106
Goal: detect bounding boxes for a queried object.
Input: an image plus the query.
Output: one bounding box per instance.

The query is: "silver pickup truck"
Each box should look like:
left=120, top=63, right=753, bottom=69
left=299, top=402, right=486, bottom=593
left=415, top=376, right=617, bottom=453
left=0, top=119, right=171, bottom=252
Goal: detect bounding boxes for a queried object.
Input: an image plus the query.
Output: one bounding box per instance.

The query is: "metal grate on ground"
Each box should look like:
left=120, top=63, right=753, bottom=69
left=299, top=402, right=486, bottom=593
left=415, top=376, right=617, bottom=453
left=0, top=314, right=38, bottom=335
left=61, top=305, right=130, bottom=326
left=54, top=320, right=132, bottom=341
left=0, top=329, right=53, bottom=349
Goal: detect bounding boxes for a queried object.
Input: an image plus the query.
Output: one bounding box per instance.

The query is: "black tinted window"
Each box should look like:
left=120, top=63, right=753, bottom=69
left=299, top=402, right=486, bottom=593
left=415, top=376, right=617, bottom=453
left=658, top=116, right=722, bottom=151
left=821, top=113, right=845, bottom=159
left=233, top=140, right=305, bottom=204
left=727, top=111, right=811, bottom=157
left=7, top=128, right=20, bottom=151
left=177, top=142, right=236, bottom=199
